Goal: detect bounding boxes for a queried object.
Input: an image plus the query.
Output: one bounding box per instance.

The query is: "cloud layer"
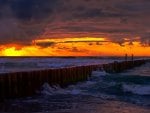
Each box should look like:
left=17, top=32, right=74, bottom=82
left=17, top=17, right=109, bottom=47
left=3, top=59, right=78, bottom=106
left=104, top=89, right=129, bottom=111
left=0, top=0, right=150, bottom=45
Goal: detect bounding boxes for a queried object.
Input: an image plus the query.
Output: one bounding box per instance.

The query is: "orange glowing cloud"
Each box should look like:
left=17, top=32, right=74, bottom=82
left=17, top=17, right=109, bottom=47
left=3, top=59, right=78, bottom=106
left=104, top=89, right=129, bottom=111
left=0, top=37, right=150, bottom=56
left=34, top=37, right=107, bottom=44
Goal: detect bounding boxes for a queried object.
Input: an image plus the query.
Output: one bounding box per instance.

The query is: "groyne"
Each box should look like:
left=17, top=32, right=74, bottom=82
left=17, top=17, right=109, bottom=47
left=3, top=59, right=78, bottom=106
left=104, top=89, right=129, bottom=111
left=0, top=59, right=148, bottom=100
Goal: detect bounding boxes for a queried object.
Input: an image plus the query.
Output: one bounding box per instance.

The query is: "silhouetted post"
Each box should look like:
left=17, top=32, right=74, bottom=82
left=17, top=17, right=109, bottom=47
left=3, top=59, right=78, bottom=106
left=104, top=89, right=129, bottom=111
left=131, top=54, right=134, bottom=61
left=125, top=54, right=128, bottom=61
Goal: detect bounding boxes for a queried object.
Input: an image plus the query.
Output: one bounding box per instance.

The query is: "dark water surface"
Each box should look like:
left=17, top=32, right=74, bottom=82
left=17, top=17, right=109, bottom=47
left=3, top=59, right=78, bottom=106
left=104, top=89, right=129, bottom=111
left=0, top=60, right=150, bottom=113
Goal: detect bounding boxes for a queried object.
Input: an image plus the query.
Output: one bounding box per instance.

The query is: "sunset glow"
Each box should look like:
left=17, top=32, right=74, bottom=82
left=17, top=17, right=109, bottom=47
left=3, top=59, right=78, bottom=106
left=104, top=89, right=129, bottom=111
left=0, top=1, right=150, bottom=112
left=0, top=0, right=150, bottom=57
left=2, top=47, right=24, bottom=56
left=0, top=37, right=150, bottom=56
left=34, top=37, right=107, bottom=43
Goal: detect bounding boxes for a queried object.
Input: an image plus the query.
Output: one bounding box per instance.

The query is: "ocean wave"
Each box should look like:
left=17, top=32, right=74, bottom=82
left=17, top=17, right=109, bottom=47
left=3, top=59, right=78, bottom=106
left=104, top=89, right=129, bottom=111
left=92, top=71, right=107, bottom=77
left=40, top=83, right=86, bottom=95
left=123, top=84, right=150, bottom=95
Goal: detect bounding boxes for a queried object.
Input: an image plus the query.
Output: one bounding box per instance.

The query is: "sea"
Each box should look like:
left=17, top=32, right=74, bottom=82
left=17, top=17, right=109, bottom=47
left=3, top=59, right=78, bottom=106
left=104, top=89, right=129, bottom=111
left=0, top=57, right=149, bottom=113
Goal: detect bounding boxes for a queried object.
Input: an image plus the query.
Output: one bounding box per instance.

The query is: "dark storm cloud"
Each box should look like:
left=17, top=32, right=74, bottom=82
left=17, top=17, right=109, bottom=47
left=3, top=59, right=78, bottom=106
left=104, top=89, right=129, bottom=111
left=115, top=1, right=150, bottom=13
left=0, top=0, right=59, bottom=44
left=36, top=41, right=56, bottom=48
left=0, top=0, right=59, bottom=20
left=0, top=0, right=150, bottom=45
left=53, top=26, right=133, bottom=33
left=10, top=0, right=58, bottom=21
left=72, top=8, right=128, bottom=19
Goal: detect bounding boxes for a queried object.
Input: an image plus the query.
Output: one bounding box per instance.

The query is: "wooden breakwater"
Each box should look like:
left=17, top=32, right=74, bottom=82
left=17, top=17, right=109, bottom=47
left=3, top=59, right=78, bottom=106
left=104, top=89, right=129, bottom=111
left=103, top=59, right=147, bottom=73
left=0, top=59, right=148, bottom=100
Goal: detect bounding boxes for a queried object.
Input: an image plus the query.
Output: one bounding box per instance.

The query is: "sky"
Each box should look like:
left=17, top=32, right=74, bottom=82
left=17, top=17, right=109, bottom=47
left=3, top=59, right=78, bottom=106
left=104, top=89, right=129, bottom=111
left=0, top=0, right=150, bottom=56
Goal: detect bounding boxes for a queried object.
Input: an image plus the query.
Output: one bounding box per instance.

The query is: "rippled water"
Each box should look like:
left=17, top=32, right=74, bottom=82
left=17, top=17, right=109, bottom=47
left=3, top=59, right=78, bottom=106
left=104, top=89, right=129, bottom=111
left=0, top=57, right=119, bottom=73
left=0, top=60, right=150, bottom=113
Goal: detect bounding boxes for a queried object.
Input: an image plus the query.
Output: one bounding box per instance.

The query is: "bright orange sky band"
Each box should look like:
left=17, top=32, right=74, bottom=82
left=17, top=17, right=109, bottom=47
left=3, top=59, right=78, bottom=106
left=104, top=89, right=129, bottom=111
left=0, top=37, right=150, bottom=56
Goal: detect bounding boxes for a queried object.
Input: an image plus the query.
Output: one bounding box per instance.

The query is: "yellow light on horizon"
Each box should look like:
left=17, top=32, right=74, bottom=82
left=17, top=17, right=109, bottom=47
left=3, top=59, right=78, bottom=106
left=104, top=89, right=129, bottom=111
left=0, top=37, right=150, bottom=56
left=2, top=47, right=24, bottom=56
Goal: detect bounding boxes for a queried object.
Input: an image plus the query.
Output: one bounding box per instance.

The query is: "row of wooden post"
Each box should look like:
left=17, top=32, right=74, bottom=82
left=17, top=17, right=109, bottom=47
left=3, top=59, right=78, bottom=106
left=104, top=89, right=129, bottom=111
left=0, top=59, right=148, bottom=100
left=103, top=60, right=146, bottom=73
left=0, top=65, right=102, bottom=100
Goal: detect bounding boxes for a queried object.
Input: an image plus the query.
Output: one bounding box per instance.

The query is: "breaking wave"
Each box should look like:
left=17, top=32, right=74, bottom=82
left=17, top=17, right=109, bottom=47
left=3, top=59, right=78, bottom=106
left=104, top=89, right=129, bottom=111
left=40, top=66, right=150, bottom=106
left=123, top=84, right=150, bottom=95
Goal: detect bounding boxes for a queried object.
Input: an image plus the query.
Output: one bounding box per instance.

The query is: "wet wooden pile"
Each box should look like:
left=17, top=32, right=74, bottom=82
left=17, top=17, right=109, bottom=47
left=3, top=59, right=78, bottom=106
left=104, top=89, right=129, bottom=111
left=0, top=59, right=148, bottom=100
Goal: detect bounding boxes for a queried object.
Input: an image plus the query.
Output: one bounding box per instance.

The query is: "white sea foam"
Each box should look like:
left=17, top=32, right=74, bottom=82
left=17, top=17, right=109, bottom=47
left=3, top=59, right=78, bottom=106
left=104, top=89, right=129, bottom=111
left=123, top=84, right=150, bottom=95
left=92, top=71, right=107, bottom=77
left=41, top=83, right=84, bottom=95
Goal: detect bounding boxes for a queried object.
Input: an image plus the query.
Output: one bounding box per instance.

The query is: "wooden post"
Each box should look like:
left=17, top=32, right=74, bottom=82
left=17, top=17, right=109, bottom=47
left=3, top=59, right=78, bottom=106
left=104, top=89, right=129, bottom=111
left=131, top=54, right=134, bottom=61
left=125, top=54, right=128, bottom=61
